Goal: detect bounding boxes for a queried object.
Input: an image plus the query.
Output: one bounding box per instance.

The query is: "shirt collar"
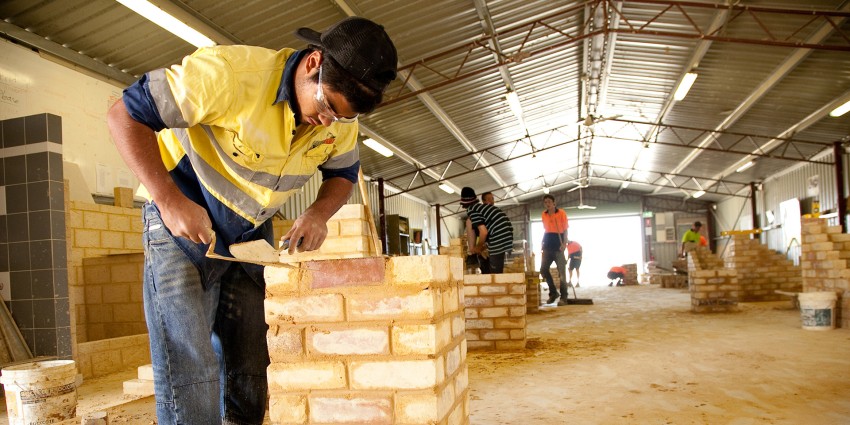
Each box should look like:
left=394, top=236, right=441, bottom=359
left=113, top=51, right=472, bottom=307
left=274, top=49, right=310, bottom=124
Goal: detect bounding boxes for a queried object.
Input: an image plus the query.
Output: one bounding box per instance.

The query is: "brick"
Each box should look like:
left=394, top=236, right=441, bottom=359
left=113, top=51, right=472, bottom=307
left=265, top=294, right=345, bottom=324
left=479, top=307, right=509, bottom=318
left=330, top=204, right=366, bottom=220
left=85, top=285, right=103, bottom=304
left=465, top=319, right=493, bottom=329
left=464, top=297, right=493, bottom=308
left=463, top=275, right=492, bottom=285
left=442, top=286, right=460, bottom=313
left=309, top=328, right=389, bottom=355
left=75, top=229, right=101, bottom=248
left=111, top=262, right=141, bottom=283
left=138, top=364, right=154, bottom=380
left=264, top=266, right=301, bottom=294
left=493, top=296, right=524, bottom=306
left=392, top=324, right=437, bottom=355
left=321, top=236, right=371, bottom=254
left=338, top=219, right=370, bottom=236
left=307, top=257, right=385, bottom=289
left=493, top=273, right=524, bottom=284
left=479, top=285, right=508, bottom=295
left=83, top=211, right=109, bottom=230
left=388, top=256, right=450, bottom=287
left=267, top=326, right=304, bottom=360
left=123, top=233, right=142, bottom=250
left=123, top=378, right=154, bottom=396
left=395, top=391, right=439, bottom=424
left=269, top=395, right=307, bottom=424
left=467, top=340, right=494, bottom=350
left=309, top=396, right=392, bottom=424
left=102, top=284, right=130, bottom=303
left=91, top=350, right=122, bottom=377
left=325, top=220, right=340, bottom=237
left=350, top=360, right=440, bottom=390
left=449, top=257, right=464, bottom=282
left=108, top=214, right=131, bottom=232
left=481, top=330, right=510, bottom=340
left=445, top=345, right=462, bottom=376
left=112, top=303, right=143, bottom=322
left=451, top=315, right=465, bottom=338
left=268, top=361, right=346, bottom=391
left=494, top=317, right=526, bottom=329
left=347, top=290, right=439, bottom=321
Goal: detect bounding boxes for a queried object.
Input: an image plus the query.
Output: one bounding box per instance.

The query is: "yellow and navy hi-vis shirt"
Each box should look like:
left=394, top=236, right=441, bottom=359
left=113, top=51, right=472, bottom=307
left=122, top=46, right=360, bottom=259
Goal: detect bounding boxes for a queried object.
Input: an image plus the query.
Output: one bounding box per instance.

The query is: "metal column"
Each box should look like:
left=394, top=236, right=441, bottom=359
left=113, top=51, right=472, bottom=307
left=378, top=178, right=388, bottom=255
left=750, top=182, right=759, bottom=230
left=435, top=204, right=442, bottom=248
left=835, top=142, right=846, bottom=232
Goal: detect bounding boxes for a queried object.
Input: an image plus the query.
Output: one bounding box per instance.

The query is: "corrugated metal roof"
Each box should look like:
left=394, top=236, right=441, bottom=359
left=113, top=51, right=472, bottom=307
left=1, top=0, right=848, bottom=207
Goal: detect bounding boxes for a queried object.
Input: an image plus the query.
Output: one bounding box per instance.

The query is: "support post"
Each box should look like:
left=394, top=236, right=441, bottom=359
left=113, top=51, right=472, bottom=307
left=750, top=182, right=759, bottom=231
left=378, top=178, right=388, bottom=255
left=436, top=203, right=442, bottom=248
left=835, top=141, right=846, bottom=232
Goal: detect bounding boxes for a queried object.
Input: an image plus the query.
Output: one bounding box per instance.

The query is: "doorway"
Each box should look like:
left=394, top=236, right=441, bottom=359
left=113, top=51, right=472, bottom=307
left=531, top=214, right=644, bottom=286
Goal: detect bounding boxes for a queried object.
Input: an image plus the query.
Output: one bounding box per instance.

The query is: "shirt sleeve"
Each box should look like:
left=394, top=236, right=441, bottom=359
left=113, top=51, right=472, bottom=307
left=319, top=134, right=360, bottom=184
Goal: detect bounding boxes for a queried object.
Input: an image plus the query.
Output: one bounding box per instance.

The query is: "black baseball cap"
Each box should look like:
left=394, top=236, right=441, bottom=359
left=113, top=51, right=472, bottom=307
left=295, top=17, right=398, bottom=92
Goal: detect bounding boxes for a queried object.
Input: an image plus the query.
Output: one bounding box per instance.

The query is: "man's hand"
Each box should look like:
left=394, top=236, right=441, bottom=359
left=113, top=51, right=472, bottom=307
left=282, top=211, right=328, bottom=254
left=158, top=191, right=214, bottom=244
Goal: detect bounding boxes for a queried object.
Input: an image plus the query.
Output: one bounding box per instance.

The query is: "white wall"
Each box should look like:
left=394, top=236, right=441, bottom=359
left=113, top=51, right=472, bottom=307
left=0, top=39, right=134, bottom=195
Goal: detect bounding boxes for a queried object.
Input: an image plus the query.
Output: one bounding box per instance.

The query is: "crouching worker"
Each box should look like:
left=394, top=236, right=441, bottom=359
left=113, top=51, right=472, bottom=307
left=608, top=266, right=627, bottom=287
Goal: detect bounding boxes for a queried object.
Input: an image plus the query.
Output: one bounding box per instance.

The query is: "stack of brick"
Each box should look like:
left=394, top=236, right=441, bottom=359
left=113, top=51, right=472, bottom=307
left=273, top=204, right=379, bottom=261
left=801, top=217, right=849, bottom=328
left=687, top=247, right=740, bottom=312
left=622, top=263, right=639, bottom=285
left=463, top=273, right=526, bottom=351
left=263, top=255, right=469, bottom=424
left=724, top=234, right=802, bottom=301
left=80, top=254, right=146, bottom=340
left=439, top=238, right=466, bottom=258
left=525, top=274, right=541, bottom=314
left=503, top=256, right=527, bottom=273
left=671, top=258, right=688, bottom=274
left=660, top=274, right=688, bottom=288
left=123, top=364, right=154, bottom=397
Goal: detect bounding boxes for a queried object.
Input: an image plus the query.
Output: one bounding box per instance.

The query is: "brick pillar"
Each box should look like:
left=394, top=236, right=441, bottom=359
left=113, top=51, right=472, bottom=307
left=264, top=255, right=469, bottom=424
left=463, top=273, right=527, bottom=350
left=801, top=217, right=849, bottom=328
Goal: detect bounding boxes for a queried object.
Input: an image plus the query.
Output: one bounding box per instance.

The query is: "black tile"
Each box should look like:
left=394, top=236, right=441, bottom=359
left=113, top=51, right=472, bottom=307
left=30, top=240, right=52, bottom=270
left=8, top=242, right=30, bottom=271
left=7, top=213, right=28, bottom=242
left=10, top=299, right=33, bottom=328
left=4, top=156, right=26, bottom=186
left=33, top=299, right=55, bottom=328
left=24, top=114, right=47, bottom=145
left=46, top=114, right=62, bottom=144
left=26, top=152, right=48, bottom=182
left=51, top=210, right=65, bottom=240
left=28, top=181, right=50, bottom=211
left=31, top=269, right=54, bottom=299
left=0, top=120, right=3, bottom=148
left=2, top=117, right=25, bottom=148
left=0, top=215, right=6, bottom=243
left=49, top=181, right=64, bottom=211
left=48, top=152, right=63, bottom=182
left=53, top=269, right=68, bottom=298
left=6, top=183, right=27, bottom=213
left=29, top=210, right=50, bottom=240
left=57, top=326, right=71, bottom=356
left=0, top=243, right=7, bottom=272
left=10, top=270, right=31, bottom=299
left=55, top=298, right=70, bottom=328
left=0, top=157, right=5, bottom=186
left=33, top=328, right=57, bottom=356
left=52, top=240, right=66, bottom=268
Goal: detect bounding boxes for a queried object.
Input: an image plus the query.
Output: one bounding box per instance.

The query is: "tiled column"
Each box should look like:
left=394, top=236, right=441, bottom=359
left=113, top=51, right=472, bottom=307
left=0, top=113, right=69, bottom=357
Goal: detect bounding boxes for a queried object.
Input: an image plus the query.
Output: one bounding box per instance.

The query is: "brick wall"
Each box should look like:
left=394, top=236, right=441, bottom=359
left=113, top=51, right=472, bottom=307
left=75, top=333, right=150, bottom=379
left=80, top=254, right=146, bottom=341
left=272, top=204, right=379, bottom=261
left=801, top=218, right=849, bottom=328
left=723, top=234, right=802, bottom=301
left=687, top=247, right=740, bottom=313
left=463, top=273, right=527, bottom=351
left=264, top=255, right=469, bottom=424
left=525, top=274, right=540, bottom=314
left=66, top=200, right=143, bottom=343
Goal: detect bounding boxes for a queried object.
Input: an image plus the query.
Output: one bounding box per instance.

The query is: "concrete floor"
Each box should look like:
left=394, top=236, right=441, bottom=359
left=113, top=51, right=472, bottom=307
left=5, top=284, right=850, bottom=424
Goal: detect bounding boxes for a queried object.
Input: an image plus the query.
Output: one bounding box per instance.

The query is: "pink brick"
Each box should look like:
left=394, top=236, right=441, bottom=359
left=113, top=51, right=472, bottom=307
left=309, top=396, right=392, bottom=424
left=347, top=290, right=439, bottom=321
left=307, top=257, right=385, bottom=289
left=268, top=361, right=346, bottom=391
left=309, top=328, right=389, bottom=355
left=350, top=360, right=440, bottom=390
left=265, top=294, right=345, bottom=324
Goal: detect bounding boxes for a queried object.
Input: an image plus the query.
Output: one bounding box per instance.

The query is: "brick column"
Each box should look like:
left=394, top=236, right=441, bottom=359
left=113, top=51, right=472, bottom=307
left=463, top=273, right=527, bottom=350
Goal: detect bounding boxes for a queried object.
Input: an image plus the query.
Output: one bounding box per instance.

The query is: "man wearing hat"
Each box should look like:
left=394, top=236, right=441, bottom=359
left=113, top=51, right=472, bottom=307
left=108, top=17, right=397, bottom=424
left=461, top=187, right=514, bottom=273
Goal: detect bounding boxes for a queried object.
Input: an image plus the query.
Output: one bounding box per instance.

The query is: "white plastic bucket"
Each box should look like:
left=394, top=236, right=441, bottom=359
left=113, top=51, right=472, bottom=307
left=0, top=360, right=77, bottom=425
left=798, top=291, right=838, bottom=331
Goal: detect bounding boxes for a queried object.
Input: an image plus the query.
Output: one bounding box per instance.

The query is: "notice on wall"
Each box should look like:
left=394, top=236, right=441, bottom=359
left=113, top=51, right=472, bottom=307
left=656, top=229, right=667, bottom=242
left=807, top=175, right=819, bottom=197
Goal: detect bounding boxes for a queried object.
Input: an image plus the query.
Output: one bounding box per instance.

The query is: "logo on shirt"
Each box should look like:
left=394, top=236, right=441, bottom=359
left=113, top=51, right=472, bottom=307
left=310, top=133, right=336, bottom=149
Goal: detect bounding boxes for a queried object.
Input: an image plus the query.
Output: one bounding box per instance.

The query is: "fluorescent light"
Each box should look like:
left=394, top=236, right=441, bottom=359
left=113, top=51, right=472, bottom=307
left=438, top=184, right=455, bottom=194
left=506, top=91, right=524, bottom=121
left=673, top=72, right=698, bottom=101
left=693, top=190, right=706, bottom=198
left=116, top=0, right=216, bottom=48
left=362, top=138, right=393, bottom=157
left=736, top=160, right=755, bottom=173
left=830, top=99, right=850, bottom=117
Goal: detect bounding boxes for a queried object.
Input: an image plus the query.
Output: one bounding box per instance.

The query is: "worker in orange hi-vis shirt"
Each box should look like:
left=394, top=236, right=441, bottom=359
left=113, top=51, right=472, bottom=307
left=607, top=266, right=627, bottom=287
left=566, top=240, right=582, bottom=287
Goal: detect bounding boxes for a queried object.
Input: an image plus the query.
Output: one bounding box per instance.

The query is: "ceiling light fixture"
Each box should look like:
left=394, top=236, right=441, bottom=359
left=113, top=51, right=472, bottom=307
left=506, top=91, right=524, bottom=121
left=438, top=184, right=455, bottom=194
left=115, top=0, right=216, bottom=48
left=362, top=138, right=394, bottom=157
left=692, top=190, right=706, bottom=198
left=543, top=186, right=550, bottom=194
left=830, top=99, right=850, bottom=117
left=621, top=180, right=630, bottom=189
left=736, top=160, right=755, bottom=173
left=673, top=72, right=698, bottom=101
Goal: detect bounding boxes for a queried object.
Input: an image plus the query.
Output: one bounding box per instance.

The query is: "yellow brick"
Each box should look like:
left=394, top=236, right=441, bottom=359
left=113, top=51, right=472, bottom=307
left=325, top=220, right=340, bottom=237
left=320, top=236, right=370, bottom=254
left=267, top=361, right=346, bottom=391
left=309, top=328, right=389, bottom=355
left=395, top=391, right=439, bottom=424
left=269, top=395, right=307, bottom=424
left=339, top=219, right=369, bottom=236
left=91, top=349, right=122, bottom=377
left=113, top=187, right=134, bottom=208
left=101, top=231, right=124, bottom=249
left=102, top=284, right=130, bottom=304
left=389, top=256, right=450, bottom=287
left=75, top=229, right=101, bottom=248
left=309, top=396, right=392, bottom=424
left=264, top=294, right=345, bottom=324
left=108, top=214, right=131, bottom=232
left=264, top=266, right=301, bottom=294
left=347, top=290, right=440, bottom=321
left=392, top=324, right=437, bottom=355
left=350, top=360, right=440, bottom=390
left=83, top=211, right=109, bottom=230
left=330, top=204, right=366, bottom=220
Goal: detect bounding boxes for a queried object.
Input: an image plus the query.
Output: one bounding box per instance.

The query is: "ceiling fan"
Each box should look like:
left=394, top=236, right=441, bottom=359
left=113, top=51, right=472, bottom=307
left=580, top=114, right=623, bottom=127
left=564, top=188, right=597, bottom=210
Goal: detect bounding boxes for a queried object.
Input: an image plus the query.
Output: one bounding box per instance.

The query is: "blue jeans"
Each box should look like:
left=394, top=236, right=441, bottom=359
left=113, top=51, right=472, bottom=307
left=142, top=203, right=269, bottom=424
